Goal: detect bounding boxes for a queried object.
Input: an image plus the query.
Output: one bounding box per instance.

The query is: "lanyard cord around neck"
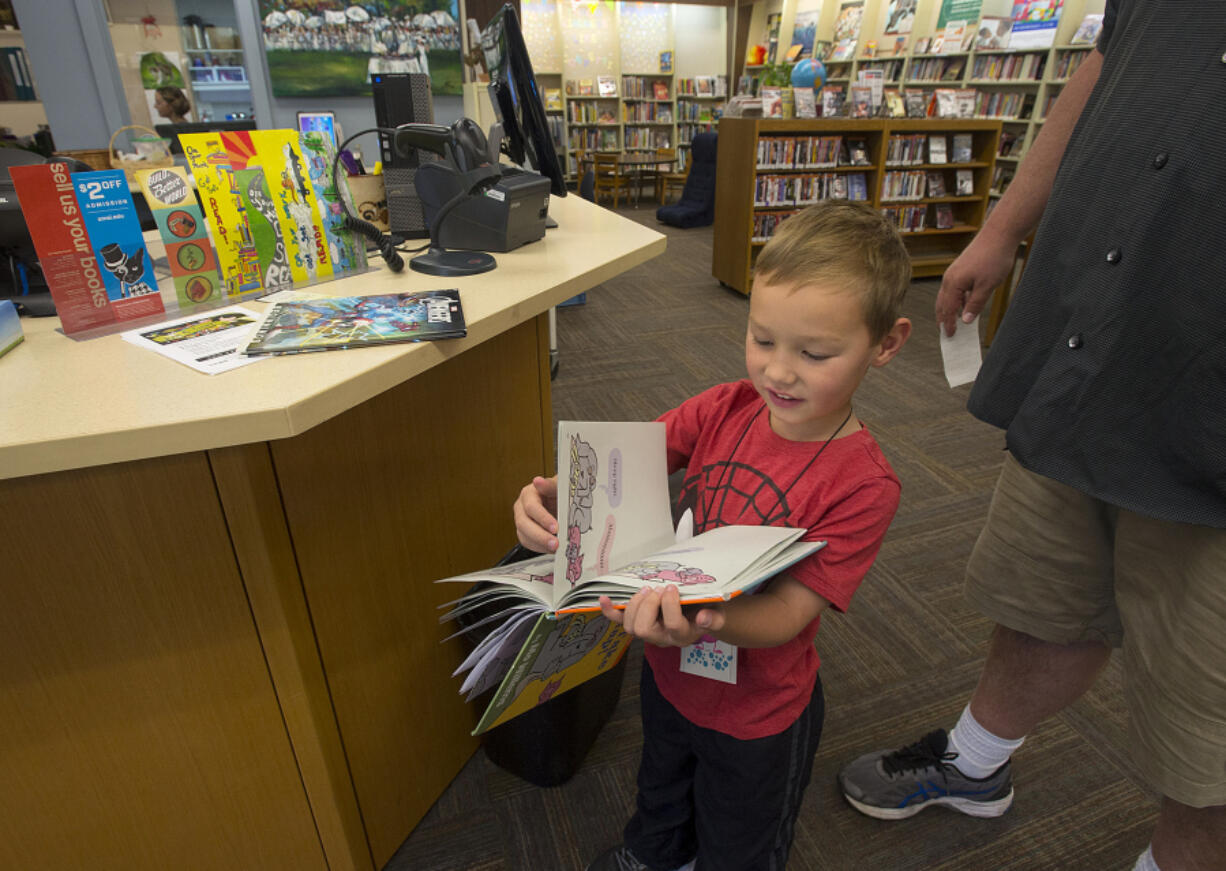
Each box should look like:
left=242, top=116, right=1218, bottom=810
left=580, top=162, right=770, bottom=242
left=702, top=403, right=855, bottom=526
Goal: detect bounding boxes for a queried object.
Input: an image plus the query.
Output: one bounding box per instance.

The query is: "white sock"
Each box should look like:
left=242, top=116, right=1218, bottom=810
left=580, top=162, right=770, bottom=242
left=1132, top=845, right=1160, bottom=871
left=947, top=704, right=1024, bottom=779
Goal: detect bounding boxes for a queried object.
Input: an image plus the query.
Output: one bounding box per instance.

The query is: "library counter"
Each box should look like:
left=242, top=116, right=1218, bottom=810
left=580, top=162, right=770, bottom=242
left=0, top=196, right=665, bottom=871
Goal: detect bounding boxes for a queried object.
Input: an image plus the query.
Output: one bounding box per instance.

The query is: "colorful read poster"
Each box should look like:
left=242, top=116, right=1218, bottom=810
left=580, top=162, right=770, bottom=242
left=179, top=132, right=263, bottom=297
left=134, top=166, right=222, bottom=307
left=248, top=129, right=333, bottom=283
left=8, top=164, right=166, bottom=334
left=299, top=130, right=367, bottom=276
left=1008, top=0, right=1063, bottom=48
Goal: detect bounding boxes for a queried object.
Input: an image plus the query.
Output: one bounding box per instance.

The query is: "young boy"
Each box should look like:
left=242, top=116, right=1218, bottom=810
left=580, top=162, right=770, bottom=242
left=514, top=201, right=913, bottom=871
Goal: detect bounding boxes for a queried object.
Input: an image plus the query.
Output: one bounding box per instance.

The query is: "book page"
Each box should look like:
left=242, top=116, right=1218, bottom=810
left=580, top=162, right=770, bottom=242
left=557, top=525, right=812, bottom=610
left=553, top=421, right=675, bottom=604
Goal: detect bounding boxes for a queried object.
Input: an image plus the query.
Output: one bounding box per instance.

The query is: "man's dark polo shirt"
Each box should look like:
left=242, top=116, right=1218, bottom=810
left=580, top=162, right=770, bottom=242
left=969, top=0, right=1226, bottom=528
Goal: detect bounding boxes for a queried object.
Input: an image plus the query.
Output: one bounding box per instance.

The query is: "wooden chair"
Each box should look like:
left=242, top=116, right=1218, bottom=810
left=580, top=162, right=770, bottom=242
left=656, top=151, right=690, bottom=205
left=591, top=152, right=629, bottom=208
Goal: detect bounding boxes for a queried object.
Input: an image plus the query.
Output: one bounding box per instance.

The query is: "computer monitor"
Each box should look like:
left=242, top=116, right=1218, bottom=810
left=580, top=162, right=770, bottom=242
left=155, top=119, right=258, bottom=154
left=481, top=3, right=567, bottom=199
left=296, top=111, right=340, bottom=149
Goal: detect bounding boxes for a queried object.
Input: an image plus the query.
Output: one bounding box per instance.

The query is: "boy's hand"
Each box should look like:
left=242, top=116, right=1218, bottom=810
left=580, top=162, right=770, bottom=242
left=513, top=475, right=560, bottom=553
left=599, top=585, right=725, bottom=648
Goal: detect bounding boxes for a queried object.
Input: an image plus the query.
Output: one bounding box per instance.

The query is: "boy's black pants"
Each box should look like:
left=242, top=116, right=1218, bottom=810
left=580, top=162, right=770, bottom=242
left=624, top=661, right=825, bottom=871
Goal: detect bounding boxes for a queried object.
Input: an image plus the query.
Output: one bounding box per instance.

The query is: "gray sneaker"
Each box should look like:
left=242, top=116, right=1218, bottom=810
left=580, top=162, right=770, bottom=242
left=839, top=729, right=1014, bottom=820
left=585, top=845, right=653, bottom=871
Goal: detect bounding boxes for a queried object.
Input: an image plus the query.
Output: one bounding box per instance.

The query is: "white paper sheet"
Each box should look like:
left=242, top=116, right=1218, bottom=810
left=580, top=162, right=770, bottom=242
left=939, top=319, right=983, bottom=388
left=121, top=305, right=265, bottom=374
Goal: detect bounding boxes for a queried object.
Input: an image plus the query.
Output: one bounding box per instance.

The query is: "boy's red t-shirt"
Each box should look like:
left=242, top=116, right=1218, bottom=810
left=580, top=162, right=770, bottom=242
left=648, top=380, right=900, bottom=740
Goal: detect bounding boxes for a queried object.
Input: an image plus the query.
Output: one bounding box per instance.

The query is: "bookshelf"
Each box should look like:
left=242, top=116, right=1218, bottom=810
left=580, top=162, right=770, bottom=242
left=712, top=117, right=1000, bottom=294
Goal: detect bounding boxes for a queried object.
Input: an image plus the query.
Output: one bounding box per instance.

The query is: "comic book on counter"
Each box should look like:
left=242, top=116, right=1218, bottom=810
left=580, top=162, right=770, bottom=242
left=437, top=420, right=824, bottom=734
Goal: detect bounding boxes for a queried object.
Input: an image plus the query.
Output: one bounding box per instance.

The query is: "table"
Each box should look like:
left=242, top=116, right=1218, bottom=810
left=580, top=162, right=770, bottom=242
left=0, top=196, right=665, bottom=871
left=580, top=150, right=677, bottom=206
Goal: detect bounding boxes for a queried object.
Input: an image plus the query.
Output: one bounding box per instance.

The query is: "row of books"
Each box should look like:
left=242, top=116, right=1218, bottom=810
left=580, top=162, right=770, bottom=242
left=907, top=56, right=967, bottom=83
left=566, top=76, right=620, bottom=97
left=974, top=90, right=1035, bottom=120
left=756, top=135, right=869, bottom=170
left=882, top=169, right=976, bottom=200
left=676, top=100, right=723, bottom=122
left=677, top=122, right=718, bottom=145
left=752, top=200, right=959, bottom=242
left=885, top=133, right=975, bottom=166
left=568, top=103, right=616, bottom=124
left=623, top=103, right=672, bottom=123
left=970, top=52, right=1046, bottom=82
left=623, top=128, right=671, bottom=149
left=568, top=129, right=619, bottom=152
left=676, top=75, right=728, bottom=98
left=1053, top=50, right=1090, bottom=80
left=622, top=76, right=671, bottom=101
left=753, top=172, right=870, bottom=207
left=880, top=204, right=933, bottom=233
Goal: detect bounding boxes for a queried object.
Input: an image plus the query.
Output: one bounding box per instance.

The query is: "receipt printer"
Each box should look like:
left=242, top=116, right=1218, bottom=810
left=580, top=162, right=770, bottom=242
left=417, top=165, right=551, bottom=253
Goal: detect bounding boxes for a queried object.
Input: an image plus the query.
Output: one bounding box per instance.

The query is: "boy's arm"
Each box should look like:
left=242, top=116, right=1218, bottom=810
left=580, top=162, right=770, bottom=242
left=599, top=574, right=830, bottom=649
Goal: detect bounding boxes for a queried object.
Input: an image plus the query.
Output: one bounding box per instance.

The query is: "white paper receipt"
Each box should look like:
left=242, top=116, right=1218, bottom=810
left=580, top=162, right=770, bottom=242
left=939, top=320, right=983, bottom=388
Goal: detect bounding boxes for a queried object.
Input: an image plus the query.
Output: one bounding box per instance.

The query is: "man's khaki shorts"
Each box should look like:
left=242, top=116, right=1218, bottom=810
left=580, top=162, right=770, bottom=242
left=965, top=452, right=1226, bottom=807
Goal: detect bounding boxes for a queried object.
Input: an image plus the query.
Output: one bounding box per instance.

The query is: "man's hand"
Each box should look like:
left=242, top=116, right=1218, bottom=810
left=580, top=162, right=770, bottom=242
left=599, top=585, right=725, bottom=648
left=513, top=475, right=559, bottom=553
left=936, top=230, right=1019, bottom=338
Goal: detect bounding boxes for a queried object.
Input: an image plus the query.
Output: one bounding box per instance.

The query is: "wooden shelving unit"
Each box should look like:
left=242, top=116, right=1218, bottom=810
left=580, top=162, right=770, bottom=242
left=712, top=117, right=1000, bottom=294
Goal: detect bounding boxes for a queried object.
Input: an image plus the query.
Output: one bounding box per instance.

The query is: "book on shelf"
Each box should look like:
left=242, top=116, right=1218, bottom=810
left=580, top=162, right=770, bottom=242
left=794, top=87, right=817, bottom=119
left=565, top=79, right=576, bottom=96
left=847, top=172, right=869, bottom=202
left=761, top=87, right=784, bottom=118
left=955, top=169, right=975, bottom=196
left=544, top=88, right=562, bottom=110
left=935, top=203, right=955, bottom=229
left=884, top=89, right=906, bottom=118
left=814, top=40, right=832, bottom=62
left=928, top=135, right=948, bottom=165
left=578, top=78, right=594, bottom=96
left=785, top=43, right=804, bottom=63
left=863, top=40, right=877, bottom=58
left=438, top=420, right=824, bottom=734
left=954, top=90, right=977, bottom=119
left=846, top=138, right=871, bottom=166
left=243, top=290, right=466, bottom=356
left=913, top=36, right=931, bottom=55
left=597, top=75, right=617, bottom=97
left=830, top=174, right=850, bottom=200
left=831, top=38, right=857, bottom=61
left=930, top=33, right=946, bottom=55
left=849, top=84, right=873, bottom=118
left=952, top=133, right=974, bottom=163
left=892, top=36, right=907, bottom=56
left=926, top=171, right=947, bottom=197
left=695, top=75, right=714, bottom=96
left=975, top=16, right=1014, bottom=50
left=904, top=89, right=929, bottom=118
left=857, top=67, right=885, bottom=110
left=653, top=80, right=669, bottom=101
left=1070, top=14, right=1104, bottom=45
left=821, top=85, right=846, bottom=117
left=659, top=50, right=673, bottom=73
left=934, top=88, right=959, bottom=118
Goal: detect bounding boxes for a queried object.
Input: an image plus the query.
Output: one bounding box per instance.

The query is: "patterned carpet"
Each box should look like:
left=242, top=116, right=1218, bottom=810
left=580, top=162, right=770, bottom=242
left=385, top=204, right=1157, bottom=871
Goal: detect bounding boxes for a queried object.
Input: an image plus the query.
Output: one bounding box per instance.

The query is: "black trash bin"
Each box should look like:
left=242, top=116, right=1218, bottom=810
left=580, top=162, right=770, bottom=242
left=456, top=545, right=628, bottom=788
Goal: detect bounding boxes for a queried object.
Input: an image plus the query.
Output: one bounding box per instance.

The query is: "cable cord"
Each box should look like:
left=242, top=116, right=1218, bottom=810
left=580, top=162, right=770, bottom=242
left=332, top=126, right=404, bottom=272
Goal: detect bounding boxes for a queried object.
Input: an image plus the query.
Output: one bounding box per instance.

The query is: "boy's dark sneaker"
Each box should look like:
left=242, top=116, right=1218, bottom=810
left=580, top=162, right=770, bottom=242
left=584, top=845, right=654, bottom=871
left=838, top=729, right=1014, bottom=820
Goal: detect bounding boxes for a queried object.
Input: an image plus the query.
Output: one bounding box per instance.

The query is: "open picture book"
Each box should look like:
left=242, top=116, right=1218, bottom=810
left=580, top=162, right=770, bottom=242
left=437, top=420, right=825, bottom=734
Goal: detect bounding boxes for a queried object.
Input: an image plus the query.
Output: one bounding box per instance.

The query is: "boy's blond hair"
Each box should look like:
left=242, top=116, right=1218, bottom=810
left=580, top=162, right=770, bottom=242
left=753, top=201, right=911, bottom=342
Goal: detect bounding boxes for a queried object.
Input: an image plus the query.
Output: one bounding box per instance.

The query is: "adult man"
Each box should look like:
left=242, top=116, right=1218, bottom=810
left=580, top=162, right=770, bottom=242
left=837, top=2, right=1226, bottom=869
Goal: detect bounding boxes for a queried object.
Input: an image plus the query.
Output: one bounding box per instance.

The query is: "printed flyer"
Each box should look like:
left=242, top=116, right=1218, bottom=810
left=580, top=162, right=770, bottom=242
left=8, top=164, right=165, bottom=334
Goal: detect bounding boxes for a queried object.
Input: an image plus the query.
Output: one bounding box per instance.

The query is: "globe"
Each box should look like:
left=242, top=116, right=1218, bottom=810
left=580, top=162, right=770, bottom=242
left=790, top=57, right=826, bottom=91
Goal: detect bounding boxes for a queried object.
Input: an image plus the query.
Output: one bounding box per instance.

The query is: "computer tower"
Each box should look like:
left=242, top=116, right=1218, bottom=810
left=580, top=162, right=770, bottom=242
left=371, top=72, right=435, bottom=237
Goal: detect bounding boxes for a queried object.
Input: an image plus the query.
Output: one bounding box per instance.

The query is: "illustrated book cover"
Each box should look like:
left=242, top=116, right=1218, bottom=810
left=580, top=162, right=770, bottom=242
left=8, top=164, right=166, bottom=335
left=438, top=420, right=825, bottom=734
left=243, top=289, right=466, bottom=356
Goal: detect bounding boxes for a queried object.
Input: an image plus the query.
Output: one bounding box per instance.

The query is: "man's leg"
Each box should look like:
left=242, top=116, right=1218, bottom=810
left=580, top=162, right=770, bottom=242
left=1151, top=799, right=1226, bottom=871
left=968, top=625, right=1111, bottom=739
